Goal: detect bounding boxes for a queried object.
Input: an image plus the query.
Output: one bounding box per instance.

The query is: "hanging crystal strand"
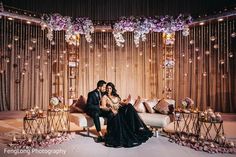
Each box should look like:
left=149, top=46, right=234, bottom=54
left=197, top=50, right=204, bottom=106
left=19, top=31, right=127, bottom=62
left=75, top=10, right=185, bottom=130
left=41, top=26, right=45, bottom=109
left=29, top=22, right=33, bottom=109
left=3, top=16, right=8, bottom=111
left=226, top=18, right=229, bottom=73
left=33, top=21, right=36, bottom=108
left=14, top=19, right=19, bottom=110
left=206, top=23, right=210, bottom=107
left=228, top=19, right=234, bottom=112
left=200, top=23, right=204, bottom=109
left=0, top=16, right=4, bottom=111
left=217, top=20, right=220, bottom=74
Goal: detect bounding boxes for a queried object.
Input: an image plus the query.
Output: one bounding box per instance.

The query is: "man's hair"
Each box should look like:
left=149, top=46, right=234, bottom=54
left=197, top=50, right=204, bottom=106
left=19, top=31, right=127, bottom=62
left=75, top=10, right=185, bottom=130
left=97, top=80, right=106, bottom=88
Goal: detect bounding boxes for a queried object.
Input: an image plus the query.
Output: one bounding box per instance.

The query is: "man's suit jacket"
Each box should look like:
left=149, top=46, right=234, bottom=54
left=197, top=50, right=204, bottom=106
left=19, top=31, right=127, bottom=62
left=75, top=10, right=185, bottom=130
left=86, top=89, right=101, bottom=112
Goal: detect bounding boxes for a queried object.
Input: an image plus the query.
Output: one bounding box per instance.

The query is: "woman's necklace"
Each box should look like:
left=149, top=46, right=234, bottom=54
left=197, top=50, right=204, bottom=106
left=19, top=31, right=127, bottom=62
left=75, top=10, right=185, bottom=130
left=107, top=95, right=120, bottom=104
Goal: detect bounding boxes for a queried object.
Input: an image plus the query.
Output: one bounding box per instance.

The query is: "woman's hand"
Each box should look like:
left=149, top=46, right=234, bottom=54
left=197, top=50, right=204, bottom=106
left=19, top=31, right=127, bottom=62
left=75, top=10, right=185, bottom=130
left=111, top=108, right=118, bottom=115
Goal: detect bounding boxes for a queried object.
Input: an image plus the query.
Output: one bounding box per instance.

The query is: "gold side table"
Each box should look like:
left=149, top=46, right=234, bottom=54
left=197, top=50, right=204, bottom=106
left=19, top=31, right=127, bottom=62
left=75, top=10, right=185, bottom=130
left=23, top=116, right=47, bottom=135
left=174, top=111, right=199, bottom=135
left=198, top=119, right=224, bottom=143
left=47, top=109, right=70, bottom=133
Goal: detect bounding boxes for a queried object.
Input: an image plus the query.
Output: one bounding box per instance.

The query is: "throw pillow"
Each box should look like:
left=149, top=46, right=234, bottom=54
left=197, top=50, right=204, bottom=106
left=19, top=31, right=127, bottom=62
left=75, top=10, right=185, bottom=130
left=70, top=95, right=87, bottom=113
left=133, top=96, right=146, bottom=113
left=153, top=99, right=170, bottom=114
left=144, top=98, right=159, bottom=113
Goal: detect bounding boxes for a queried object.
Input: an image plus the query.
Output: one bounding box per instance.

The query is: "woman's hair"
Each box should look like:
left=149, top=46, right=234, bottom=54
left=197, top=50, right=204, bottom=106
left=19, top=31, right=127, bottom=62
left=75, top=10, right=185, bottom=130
left=106, top=82, right=121, bottom=99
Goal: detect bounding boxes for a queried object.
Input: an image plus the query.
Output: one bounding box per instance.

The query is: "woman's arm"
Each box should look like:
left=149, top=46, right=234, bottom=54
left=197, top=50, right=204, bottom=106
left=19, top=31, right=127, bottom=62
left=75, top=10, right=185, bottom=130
left=100, top=96, right=111, bottom=111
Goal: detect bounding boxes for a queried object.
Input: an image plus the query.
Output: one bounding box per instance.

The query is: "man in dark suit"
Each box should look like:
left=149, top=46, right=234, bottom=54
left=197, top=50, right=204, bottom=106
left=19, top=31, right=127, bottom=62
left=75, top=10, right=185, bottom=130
left=86, top=80, right=113, bottom=142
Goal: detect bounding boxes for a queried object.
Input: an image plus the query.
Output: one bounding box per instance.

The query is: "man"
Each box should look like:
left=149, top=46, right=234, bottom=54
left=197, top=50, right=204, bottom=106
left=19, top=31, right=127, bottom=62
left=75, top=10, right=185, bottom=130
left=85, top=80, right=113, bottom=142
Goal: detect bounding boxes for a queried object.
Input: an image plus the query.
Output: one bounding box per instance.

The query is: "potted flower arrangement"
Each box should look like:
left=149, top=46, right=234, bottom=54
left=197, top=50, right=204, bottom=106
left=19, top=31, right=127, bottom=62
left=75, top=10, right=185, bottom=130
left=181, top=97, right=194, bottom=112
left=49, top=96, right=63, bottom=111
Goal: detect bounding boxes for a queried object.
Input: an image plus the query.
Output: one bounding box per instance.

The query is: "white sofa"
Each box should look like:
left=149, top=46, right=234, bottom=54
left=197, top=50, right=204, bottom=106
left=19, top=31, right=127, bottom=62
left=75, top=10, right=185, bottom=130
left=70, top=99, right=175, bottom=137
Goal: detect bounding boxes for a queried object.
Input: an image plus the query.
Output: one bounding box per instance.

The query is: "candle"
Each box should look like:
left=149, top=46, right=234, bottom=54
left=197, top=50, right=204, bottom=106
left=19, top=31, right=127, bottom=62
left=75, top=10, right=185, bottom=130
left=63, top=106, right=68, bottom=111
left=35, top=106, right=39, bottom=110
left=32, top=111, right=35, bottom=115
left=37, top=130, right=41, bottom=135
left=216, top=113, right=222, bottom=122
left=12, top=136, right=17, bottom=142
left=46, top=135, right=50, bottom=140
left=180, top=135, right=185, bottom=141
left=38, top=110, right=43, bottom=117
left=199, top=134, right=204, bottom=140
left=28, top=137, right=32, bottom=143
left=191, top=137, right=195, bottom=143
left=175, top=113, right=180, bottom=118
left=22, top=129, right=26, bottom=135
left=57, top=132, right=61, bottom=137
left=207, top=108, right=213, bottom=113
left=230, top=141, right=235, bottom=147
left=210, top=142, right=215, bottom=148
left=211, top=114, right=216, bottom=121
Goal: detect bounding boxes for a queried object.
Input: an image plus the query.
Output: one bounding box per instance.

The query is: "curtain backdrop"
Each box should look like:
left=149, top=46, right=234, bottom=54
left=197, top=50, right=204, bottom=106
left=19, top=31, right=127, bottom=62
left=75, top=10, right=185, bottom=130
left=0, top=17, right=235, bottom=112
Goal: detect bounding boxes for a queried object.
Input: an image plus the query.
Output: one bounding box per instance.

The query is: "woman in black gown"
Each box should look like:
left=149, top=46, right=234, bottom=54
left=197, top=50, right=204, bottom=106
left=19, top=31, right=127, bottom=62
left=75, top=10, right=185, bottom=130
left=101, top=82, right=153, bottom=147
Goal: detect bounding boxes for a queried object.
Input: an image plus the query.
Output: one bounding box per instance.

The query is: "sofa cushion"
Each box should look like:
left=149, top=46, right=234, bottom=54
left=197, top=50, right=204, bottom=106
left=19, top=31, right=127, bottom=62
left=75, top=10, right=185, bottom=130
left=153, top=99, right=175, bottom=114
left=153, top=99, right=169, bottom=114
left=138, top=113, right=170, bottom=128
left=144, top=98, right=159, bottom=113
left=134, top=100, right=146, bottom=113
left=70, top=96, right=87, bottom=113
left=70, top=113, right=106, bottom=128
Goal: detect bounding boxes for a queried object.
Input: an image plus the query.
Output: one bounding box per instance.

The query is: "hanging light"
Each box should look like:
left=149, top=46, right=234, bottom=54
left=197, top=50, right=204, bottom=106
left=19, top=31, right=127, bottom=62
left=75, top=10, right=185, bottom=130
left=205, top=51, right=210, bottom=55
left=31, top=38, right=37, bottom=44
left=189, top=40, right=194, bottom=45
left=14, top=36, right=19, bottom=41
left=210, top=36, right=216, bottom=41
left=17, top=55, right=21, bottom=59
left=213, top=44, right=218, bottom=49
left=199, top=22, right=205, bottom=25
left=231, top=32, right=236, bottom=38
left=8, top=17, right=13, bottom=20
left=220, top=60, right=225, bottom=65
left=8, top=44, right=12, bottom=48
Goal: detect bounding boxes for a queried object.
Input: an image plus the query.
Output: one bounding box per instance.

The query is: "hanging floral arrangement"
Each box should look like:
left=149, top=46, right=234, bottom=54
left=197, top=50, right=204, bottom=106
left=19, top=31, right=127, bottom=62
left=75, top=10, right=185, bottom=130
left=113, top=14, right=192, bottom=47
left=41, top=14, right=94, bottom=45
left=65, top=17, right=94, bottom=45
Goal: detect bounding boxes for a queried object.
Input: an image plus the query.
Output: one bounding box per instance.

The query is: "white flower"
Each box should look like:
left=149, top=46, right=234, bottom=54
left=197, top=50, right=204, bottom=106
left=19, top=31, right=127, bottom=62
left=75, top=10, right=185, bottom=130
left=50, top=97, right=60, bottom=106
left=182, top=100, right=187, bottom=108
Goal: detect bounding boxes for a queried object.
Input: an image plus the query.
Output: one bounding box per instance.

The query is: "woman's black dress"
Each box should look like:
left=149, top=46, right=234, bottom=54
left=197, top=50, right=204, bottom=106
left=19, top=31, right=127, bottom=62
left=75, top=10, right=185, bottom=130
left=104, top=104, right=153, bottom=147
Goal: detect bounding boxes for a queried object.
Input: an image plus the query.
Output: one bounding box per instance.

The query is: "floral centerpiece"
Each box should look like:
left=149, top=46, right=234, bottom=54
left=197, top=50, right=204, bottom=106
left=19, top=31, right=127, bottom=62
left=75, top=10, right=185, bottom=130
left=49, top=96, right=63, bottom=110
left=181, top=97, right=194, bottom=110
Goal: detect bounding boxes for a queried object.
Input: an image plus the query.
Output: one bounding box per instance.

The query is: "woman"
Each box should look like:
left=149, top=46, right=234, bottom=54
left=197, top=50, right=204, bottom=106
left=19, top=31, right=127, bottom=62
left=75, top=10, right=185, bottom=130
left=101, top=82, right=153, bottom=147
